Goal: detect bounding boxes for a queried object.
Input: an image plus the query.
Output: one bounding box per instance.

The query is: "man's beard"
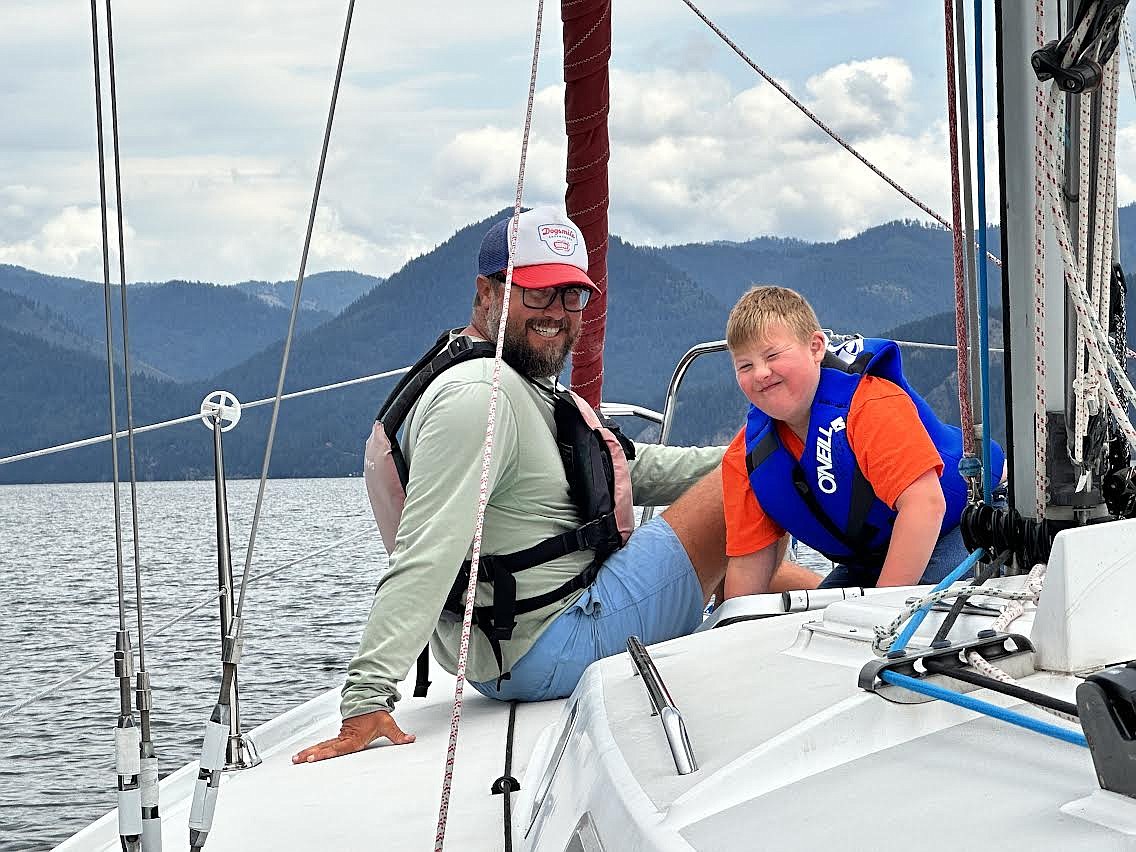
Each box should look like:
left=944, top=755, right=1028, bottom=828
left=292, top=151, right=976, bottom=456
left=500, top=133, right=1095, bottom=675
left=487, top=301, right=577, bottom=379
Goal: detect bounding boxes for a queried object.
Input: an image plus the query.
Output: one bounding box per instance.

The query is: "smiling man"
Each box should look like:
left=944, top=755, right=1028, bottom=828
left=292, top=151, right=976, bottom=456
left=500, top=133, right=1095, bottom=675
left=293, top=206, right=815, bottom=764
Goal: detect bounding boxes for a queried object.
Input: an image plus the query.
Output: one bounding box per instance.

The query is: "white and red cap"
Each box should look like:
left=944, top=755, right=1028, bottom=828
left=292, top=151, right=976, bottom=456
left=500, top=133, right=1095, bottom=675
left=477, top=206, right=599, bottom=293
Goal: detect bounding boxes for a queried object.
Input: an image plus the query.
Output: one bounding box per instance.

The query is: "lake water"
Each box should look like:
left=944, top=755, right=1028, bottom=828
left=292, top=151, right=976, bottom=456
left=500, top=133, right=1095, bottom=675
left=0, top=478, right=385, bottom=851
left=0, top=476, right=830, bottom=851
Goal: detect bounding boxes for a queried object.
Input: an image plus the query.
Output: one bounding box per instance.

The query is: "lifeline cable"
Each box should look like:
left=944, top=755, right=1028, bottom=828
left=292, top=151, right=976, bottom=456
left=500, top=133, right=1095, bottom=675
left=434, top=3, right=544, bottom=848
left=0, top=365, right=413, bottom=467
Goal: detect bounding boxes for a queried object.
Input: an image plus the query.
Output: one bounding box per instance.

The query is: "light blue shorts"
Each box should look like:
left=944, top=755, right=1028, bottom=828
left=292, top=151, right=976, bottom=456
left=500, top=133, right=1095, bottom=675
left=470, top=516, right=704, bottom=702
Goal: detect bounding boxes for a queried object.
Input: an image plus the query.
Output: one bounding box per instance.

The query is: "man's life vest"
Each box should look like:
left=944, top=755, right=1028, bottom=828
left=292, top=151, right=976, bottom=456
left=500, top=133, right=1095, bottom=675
left=363, top=328, right=635, bottom=690
left=744, top=337, right=1005, bottom=570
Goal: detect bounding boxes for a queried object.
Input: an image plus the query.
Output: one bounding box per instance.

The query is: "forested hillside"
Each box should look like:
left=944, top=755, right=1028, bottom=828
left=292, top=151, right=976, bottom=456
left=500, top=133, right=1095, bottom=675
left=4, top=205, right=1134, bottom=483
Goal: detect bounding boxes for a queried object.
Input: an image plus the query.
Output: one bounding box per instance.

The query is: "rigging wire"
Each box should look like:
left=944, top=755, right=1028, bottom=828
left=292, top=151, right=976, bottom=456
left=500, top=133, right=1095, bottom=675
left=232, top=4, right=355, bottom=625
left=186, top=5, right=357, bottom=850
left=86, top=1, right=143, bottom=846
left=435, top=4, right=544, bottom=848
left=103, top=0, right=148, bottom=681
left=943, top=0, right=977, bottom=458
left=87, top=0, right=127, bottom=655
left=973, top=0, right=995, bottom=503
left=102, top=2, right=162, bottom=844
left=676, top=0, right=1003, bottom=269
left=954, top=0, right=983, bottom=428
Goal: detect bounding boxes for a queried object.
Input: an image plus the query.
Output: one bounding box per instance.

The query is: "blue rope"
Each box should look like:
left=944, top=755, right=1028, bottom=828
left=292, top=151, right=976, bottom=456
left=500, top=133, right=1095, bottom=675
left=973, top=0, right=994, bottom=503
left=879, top=670, right=1088, bottom=747
left=889, top=548, right=986, bottom=655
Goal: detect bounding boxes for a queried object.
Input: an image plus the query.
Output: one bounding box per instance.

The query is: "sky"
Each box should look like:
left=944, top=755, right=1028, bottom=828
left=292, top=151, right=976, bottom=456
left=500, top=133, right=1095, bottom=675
left=3, top=0, right=1135, bottom=285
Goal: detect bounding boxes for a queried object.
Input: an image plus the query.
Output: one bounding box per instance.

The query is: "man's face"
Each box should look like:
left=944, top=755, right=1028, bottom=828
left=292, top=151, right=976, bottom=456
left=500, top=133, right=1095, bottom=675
left=731, top=323, right=826, bottom=433
left=484, top=280, right=583, bottom=379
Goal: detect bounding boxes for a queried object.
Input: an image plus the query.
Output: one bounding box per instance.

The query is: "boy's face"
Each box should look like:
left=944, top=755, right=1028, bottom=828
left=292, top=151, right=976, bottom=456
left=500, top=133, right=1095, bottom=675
left=732, top=324, right=827, bottom=433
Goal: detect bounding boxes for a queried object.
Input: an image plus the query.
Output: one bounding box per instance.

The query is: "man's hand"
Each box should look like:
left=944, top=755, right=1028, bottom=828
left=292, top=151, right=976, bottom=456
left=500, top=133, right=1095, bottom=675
left=292, top=709, right=415, bottom=764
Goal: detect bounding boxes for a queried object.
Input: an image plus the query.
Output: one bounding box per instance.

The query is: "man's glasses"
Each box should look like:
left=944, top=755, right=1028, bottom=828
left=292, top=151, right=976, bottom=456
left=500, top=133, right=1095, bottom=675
left=488, top=272, right=591, bottom=312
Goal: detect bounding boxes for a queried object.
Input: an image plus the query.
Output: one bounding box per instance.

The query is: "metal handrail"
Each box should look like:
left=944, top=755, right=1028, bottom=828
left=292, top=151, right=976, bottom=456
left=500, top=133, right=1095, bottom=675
left=626, top=635, right=698, bottom=775
left=656, top=334, right=1004, bottom=450
left=598, top=402, right=663, bottom=424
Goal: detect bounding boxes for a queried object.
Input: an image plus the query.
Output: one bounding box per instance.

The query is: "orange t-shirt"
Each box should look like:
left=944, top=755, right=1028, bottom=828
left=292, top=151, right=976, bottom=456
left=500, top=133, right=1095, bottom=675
left=722, top=375, right=945, bottom=557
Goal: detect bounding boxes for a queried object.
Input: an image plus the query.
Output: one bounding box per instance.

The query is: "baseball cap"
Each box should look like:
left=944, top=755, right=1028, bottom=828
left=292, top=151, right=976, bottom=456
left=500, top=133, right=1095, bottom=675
left=477, top=206, right=599, bottom=293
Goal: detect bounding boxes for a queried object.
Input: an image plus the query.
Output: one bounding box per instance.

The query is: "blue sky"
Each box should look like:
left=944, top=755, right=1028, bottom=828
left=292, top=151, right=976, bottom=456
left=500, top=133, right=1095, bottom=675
left=2, top=1, right=1133, bottom=284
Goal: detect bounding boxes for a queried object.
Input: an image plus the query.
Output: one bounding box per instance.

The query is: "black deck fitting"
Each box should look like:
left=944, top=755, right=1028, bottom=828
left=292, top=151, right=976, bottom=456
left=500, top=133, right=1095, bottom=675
left=1077, top=661, right=1136, bottom=799
left=1031, top=0, right=1129, bottom=94
left=860, top=633, right=1035, bottom=695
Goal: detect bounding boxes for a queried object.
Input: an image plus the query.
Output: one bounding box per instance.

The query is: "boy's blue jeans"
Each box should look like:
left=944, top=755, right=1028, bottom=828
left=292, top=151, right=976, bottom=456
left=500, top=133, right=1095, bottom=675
left=818, top=486, right=1007, bottom=588
left=817, top=525, right=970, bottom=588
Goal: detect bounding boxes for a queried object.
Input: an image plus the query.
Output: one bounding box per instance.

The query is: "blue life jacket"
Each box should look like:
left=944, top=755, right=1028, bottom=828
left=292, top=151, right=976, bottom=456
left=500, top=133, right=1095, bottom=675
left=744, top=337, right=1005, bottom=568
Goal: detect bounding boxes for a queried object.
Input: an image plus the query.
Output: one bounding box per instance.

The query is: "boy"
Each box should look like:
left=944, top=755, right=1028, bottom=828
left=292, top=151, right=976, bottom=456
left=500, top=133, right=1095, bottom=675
left=721, top=286, right=1004, bottom=596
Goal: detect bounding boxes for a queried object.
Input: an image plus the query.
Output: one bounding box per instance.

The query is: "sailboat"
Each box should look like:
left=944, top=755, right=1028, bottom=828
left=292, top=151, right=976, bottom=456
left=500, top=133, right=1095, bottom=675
left=43, top=0, right=1136, bottom=849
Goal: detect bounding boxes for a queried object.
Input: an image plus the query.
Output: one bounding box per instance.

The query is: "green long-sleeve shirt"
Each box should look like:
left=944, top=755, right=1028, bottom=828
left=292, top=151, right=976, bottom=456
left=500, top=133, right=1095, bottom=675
left=341, top=354, right=723, bottom=718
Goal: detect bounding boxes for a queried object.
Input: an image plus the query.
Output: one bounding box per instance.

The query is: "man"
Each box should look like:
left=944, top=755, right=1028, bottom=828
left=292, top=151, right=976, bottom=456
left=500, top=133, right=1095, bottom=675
left=294, top=206, right=815, bottom=763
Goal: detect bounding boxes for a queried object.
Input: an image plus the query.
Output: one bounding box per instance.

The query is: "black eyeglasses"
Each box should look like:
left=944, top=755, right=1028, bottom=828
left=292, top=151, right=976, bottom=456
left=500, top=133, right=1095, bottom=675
left=488, top=272, right=591, bottom=312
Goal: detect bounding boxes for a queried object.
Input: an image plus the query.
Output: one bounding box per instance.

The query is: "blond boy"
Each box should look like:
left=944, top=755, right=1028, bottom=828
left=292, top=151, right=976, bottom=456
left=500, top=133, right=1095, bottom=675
left=721, top=286, right=1004, bottom=596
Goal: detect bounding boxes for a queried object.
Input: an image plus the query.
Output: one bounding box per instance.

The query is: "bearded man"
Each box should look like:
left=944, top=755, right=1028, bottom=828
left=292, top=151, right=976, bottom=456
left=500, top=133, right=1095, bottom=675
left=294, top=206, right=815, bottom=763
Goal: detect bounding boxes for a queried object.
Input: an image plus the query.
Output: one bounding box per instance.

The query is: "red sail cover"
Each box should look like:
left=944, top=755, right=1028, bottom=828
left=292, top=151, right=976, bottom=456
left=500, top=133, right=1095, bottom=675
left=562, top=0, right=611, bottom=408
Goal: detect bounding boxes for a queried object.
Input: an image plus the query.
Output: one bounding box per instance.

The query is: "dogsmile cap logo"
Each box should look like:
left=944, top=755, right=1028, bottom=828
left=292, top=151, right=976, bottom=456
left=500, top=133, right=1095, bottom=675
left=539, top=224, right=578, bottom=257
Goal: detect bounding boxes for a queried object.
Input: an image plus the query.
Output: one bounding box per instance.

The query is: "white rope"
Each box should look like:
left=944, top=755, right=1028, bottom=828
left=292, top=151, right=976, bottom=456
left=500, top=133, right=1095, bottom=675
left=434, top=2, right=545, bottom=848
left=966, top=564, right=1078, bottom=723
left=1073, top=84, right=1094, bottom=463
left=1035, top=44, right=1136, bottom=462
left=872, top=583, right=1042, bottom=654
left=1032, top=0, right=1052, bottom=519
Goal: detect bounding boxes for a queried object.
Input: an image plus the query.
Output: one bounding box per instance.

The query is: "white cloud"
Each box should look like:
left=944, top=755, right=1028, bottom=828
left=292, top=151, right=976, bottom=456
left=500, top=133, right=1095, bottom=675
left=4, top=1, right=1135, bottom=284
left=0, top=206, right=136, bottom=277
left=804, top=57, right=913, bottom=138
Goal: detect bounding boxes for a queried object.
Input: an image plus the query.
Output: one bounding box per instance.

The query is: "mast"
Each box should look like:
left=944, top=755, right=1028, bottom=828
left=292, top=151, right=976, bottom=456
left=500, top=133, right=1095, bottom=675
left=995, top=0, right=1123, bottom=528
left=562, top=0, right=611, bottom=408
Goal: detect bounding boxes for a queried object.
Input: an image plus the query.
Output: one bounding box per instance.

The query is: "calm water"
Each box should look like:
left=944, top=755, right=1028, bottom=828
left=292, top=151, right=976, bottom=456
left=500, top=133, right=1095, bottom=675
left=0, top=477, right=829, bottom=851
left=0, top=478, right=386, bottom=851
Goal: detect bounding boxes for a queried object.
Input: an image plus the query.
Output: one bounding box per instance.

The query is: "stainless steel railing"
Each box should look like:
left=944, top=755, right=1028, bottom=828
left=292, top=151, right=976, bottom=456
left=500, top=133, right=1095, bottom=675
left=626, top=635, right=698, bottom=775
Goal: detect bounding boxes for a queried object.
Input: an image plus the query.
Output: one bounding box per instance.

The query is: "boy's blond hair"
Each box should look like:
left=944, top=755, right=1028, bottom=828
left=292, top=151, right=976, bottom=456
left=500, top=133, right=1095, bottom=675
left=726, top=285, right=821, bottom=350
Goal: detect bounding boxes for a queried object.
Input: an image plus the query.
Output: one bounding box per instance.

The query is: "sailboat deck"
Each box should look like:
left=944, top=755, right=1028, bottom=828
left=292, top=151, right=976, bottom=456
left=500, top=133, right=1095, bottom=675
left=53, top=672, right=567, bottom=852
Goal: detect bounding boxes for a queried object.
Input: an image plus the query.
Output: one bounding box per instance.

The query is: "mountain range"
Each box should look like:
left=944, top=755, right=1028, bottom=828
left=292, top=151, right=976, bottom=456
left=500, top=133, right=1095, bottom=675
left=2, top=206, right=1133, bottom=483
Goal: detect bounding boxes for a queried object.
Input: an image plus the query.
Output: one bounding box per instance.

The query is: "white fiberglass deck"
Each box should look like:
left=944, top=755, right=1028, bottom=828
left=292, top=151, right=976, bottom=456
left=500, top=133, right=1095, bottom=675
left=54, top=669, right=566, bottom=852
